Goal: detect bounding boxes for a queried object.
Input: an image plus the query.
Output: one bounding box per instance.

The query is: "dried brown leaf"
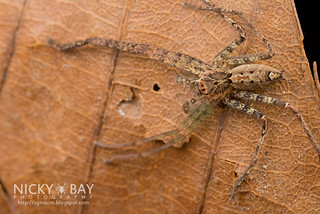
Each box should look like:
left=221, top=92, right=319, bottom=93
left=0, top=0, right=320, bottom=213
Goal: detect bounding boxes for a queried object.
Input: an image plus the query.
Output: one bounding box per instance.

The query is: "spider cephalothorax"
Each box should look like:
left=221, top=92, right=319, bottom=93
left=196, top=72, right=230, bottom=96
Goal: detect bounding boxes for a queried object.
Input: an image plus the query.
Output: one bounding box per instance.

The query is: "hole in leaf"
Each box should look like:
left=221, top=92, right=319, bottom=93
left=153, top=83, right=160, bottom=91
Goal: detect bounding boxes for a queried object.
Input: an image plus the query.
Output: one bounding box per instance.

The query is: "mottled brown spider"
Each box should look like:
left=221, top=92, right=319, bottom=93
left=47, top=0, right=320, bottom=201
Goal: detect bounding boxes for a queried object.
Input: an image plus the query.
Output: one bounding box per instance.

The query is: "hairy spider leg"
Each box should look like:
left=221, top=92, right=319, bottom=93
left=176, top=75, right=197, bottom=86
left=212, top=13, right=246, bottom=63
left=47, top=37, right=151, bottom=55
left=182, top=2, right=246, bottom=64
left=183, top=1, right=242, bottom=16
left=234, top=90, right=320, bottom=164
left=183, top=1, right=275, bottom=65
left=94, top=130, right=177, bottom=150
left=47, top=37, right=211, bottom=77
left=223, top=98, right=268, bottom=201
left=99, top=102, right=215, bottom=163
left=222, top=14, right=275, bottom=65
left=102, top=132, right=184, bottom=164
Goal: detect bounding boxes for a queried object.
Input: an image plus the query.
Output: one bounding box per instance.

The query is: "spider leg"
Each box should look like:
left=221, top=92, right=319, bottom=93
left=176, top=75, right=197, bottom=86
left=224, top=17, right=275, bottom=65
left=99, top=102, right=215, bottom=163
left=102, top=133, right=186, bottom=164
left=182, top=1, right=241, bottom=15
left=94, top=130, right=177, bottom=149
left=48, top=37, right=211, bottom=77
left=221, top=8, right=275, bottom=65
left=223, top=98, right=268, bottom=201
left=212, top=14, right=246, bottom=63
left=199, top=0, right=213, bottom=7
left=47, top=37, right=152, bottom=55
left=183, top=1, right=275, bottom=65
left=225, top=51, right=274, bottom=65
left=234, top=91, right=320, bottom=164
left=182, top=2, right=246, bottom=63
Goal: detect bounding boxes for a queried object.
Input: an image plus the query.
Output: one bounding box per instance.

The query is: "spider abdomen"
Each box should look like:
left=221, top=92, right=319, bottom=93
left=229, top=64, right=283, bottom=90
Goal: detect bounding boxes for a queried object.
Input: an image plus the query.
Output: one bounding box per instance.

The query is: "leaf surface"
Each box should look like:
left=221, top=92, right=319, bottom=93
left=0, top=0, right=320, bottom=213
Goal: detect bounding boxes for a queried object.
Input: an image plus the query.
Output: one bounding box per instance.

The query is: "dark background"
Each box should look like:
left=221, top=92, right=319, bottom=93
left=295, top=1, right=320, bottom=81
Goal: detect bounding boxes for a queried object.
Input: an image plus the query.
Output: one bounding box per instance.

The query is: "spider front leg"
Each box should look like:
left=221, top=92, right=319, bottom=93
left=234, top=91, right=320, bottom=163
left=223, top=98, right=268, bottom=201
left=47, top=37, right=151, bottom=55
